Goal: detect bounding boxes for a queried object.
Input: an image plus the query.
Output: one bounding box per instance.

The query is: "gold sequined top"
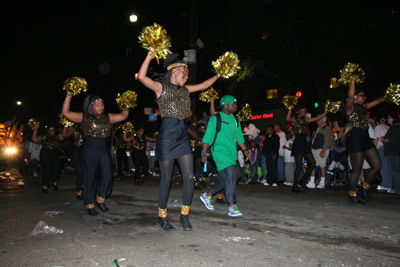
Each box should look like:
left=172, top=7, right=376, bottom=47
left=42, top=135, right=60, bottom=149
left=195, top=132, right=204, bottom=146
left=292, top=117, right=309, bottom=135
left=133, top=135, right=146, bottom=150
left=74, top=129, right=84, bottom=146
left=80, top=113, right=110, bottom=138
left=156, top=84, right=191, bottom=121
left=117, top=135, right=127, bottom=149
left=346, top=104, right=369, bottom=130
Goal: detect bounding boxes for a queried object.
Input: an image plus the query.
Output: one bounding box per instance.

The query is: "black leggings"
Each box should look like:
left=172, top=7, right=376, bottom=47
left=349, top=147, right=381, bottom=191
left=158, top=154, right=194, bottom=209
left=294, top=153, right=316, bottom=185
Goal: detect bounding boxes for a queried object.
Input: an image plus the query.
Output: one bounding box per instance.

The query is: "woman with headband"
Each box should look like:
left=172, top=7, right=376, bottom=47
left=62, top=92, right=129, bottom=215
left=286, top=106, right=327, bottom=193
left=138, top=47, right=219, bottom=231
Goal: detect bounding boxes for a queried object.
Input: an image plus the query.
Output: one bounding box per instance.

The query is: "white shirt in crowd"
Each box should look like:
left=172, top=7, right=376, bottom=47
left=276, top=130, right=286, bottom=157
left=374, top=123, right=389, bottom=150
left=284, top=138, right=295, bottom=163
left=238, top=150, right=245, bottom=167
left=243, top=123, right=260, bottom=140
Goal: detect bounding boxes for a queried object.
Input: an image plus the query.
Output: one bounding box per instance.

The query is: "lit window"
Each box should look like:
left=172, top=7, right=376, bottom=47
left=266, top=89, right=278, bottom=99
left=330, top=77, right=340, bottom=88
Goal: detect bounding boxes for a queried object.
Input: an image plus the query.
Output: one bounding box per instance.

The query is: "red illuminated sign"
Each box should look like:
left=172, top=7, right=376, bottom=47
left=251, top=113, right=274, bottom=120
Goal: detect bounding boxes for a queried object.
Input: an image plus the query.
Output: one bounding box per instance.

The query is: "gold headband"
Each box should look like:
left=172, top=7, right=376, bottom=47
left=296, top=108, right=306, bottom=113
left=167, top=63, right=188, bottom=71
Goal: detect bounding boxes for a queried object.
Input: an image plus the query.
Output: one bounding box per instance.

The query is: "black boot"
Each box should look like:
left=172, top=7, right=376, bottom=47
left=157, top=217, right=176, bottom=231
left=180, top=215, right=192, bottom=231
left=87, top=208, right=99, bottom=216
left=42, top=188, right=49, bottom=194
left=291, top=184, right=304, bottom=193
left=52, top=184, right=59, bottom=191
left=358, top=187, right=372, bottom=203
left=348, top=195, right=366, bottom=205
left=216, top=198, right=226, bottom=205
left=134, top=180, right=141, bottom=186
left=77, top=195, right=84, bottom=201
left=300, top=178, right=309, bottom=191
left=96, top=202, right=110, bottom=213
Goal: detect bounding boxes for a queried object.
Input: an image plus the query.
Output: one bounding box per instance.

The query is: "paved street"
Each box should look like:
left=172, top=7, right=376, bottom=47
left=1, top=168, right=400, bottom=267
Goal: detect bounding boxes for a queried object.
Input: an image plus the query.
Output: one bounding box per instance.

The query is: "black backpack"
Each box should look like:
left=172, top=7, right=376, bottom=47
left=206, top=112, right=240, bottom=160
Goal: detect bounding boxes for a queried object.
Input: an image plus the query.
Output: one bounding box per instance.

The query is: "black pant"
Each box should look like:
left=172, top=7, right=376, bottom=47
left=80, top=137, right=113, bottom=206
left=40, top=148, right=60, bottom=188
left=266, top=153, right=278, bottom=185
left=132, top=148, right=149, bottom=181
left=71, top=146, right=83, bottom=192
left=116, top=147, right=129, bottom=176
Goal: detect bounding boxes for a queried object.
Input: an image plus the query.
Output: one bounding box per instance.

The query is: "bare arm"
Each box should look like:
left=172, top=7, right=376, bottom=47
left=365, top=96, right=385, bottom=110
left=210, top=97, right=215, bottom=116
left=62, top=93, right=83, bottom=123
left=239, top=142, right=250, bottom=161
left=123, top=133, right=135, bottom=142
left=137, top=47, right=163, bottom=98
left=345, top=78, right=356, bottom=116
left=62, top=127, right=75, bottom=138
left=305, top=112, right=328, bottom=123
left=186, top=75, right=219, bottom=93
left=145, top=136, right=155, bottom=142
left=286, top=109, right=295, bottom=123
left=31, top=128, right=43, bottom=143
left=108, top=110, right=129, bottom=124
left=201, top=142, right=209, bottom=164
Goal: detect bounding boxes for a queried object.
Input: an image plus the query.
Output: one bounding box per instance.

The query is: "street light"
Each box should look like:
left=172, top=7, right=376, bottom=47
left=16, top=101, right=21, bottom=105
left=129, top=14, right=138, bottom=22
left=129, top=12, right=150, bottom=25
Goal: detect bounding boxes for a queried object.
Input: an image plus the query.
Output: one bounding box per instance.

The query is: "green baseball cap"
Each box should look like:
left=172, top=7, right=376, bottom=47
left=218, top=95, right=237, bottom=108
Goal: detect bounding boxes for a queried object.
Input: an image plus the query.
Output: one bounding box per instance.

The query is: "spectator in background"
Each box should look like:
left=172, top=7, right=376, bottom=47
left=243, top=121, right=260, bottom=141
left=274, top=122, right=286, bottom=183
left=283, top=129, right=295, bottom=186
left=201, top=110, right=210, bottom=125
left=374, top=118, right=393, bottom=192
left=248, top=140, right=261, bottom=184
left=257, top=130, right=267, bottom=183
left=307, top=116, right=333, bottom=189
left=262, top=125, right=279, bottom=187
left=383, top=112, right=400, bottom=194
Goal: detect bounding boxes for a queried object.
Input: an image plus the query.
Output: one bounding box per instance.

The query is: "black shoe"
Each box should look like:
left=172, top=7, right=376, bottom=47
left=140, top=176, right=145, bottom=184
left=42, top=188, right=49, bottom=194
left=134, top=180, right=141, bottom=186
left=180, top=215, right=192, bottom=231
left=216, top=198, right=226, bottom=205
left=96, top=202, right=110, bottom=213
left=157, top=217, right=176, bottom=231
left=248, top=181, right=258, bottom=184
left=300, top=179, right=309, bottom=191
left=358, top=187, right=372, bottom=203
left=291, top=185, right=304, bottom=193
left=52, top=184, right=59, bottom=191
left=194, top=185, right=201, bottom=190
left=348, top=195, right=366, bottom=205
left=77, top=195, right=84, bottom=201
left=87, top=208, right=100, bottom=216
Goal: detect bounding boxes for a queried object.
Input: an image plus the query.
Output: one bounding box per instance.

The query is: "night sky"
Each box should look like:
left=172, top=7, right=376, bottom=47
left=2, top=0, right=400, bottom=131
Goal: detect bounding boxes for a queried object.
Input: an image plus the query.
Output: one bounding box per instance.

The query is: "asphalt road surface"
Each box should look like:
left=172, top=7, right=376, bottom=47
left=1, top=168, right=400, bottom=267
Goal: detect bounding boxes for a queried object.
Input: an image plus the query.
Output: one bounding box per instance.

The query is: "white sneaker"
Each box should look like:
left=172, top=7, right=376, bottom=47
left=272, top=183, right=278, bottom=187
left=316, top=183, right=325, bottom=189
left=286, top=182, right=292, bottom=186
left=377, top=185, right=389, bottom=192
left=260, top=179, right=267, bottom=184
left=263, top=182, right=270, bottom=186
left=387, top=188, right=396, bottom=193
left=306, top=182, right=315, bottom=188
left=283, top=181, right=288, bottom=185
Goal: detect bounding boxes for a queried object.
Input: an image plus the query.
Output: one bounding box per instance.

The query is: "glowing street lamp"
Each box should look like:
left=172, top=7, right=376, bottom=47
left=129, top=14, right=138, bottom=22
left=17, top=101, right=21, bottom=105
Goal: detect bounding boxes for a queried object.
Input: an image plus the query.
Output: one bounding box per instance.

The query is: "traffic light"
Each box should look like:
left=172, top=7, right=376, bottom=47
left=295, top=91, right=302, bottom=98
left=314, top=102, right=319, bottom=108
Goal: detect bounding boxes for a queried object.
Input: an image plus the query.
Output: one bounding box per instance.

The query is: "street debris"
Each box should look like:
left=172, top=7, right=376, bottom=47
left=30, top=220, right=63, bottom=235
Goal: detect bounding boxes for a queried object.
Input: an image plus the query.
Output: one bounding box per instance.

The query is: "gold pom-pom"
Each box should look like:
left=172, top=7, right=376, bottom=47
left=63, top=77, right=88, bottom=97
left=384, top=83, right=400, bottom=105
left=116, top=90, right=137, bottom=111
left=199, top=87, right=219, bottom=103
left=282, top=95, right=298, bottom=109
left=324, top=100, right=342, bottom=114
left=191, top=139, right=196, bottom=151
left=138, top=23, right=172, bottom=64
left=338, top=62, right=365, bottom=86
left=153, top=132, right=158, bottom=141
left=28, top=118, right=40, bottom=130
left=59, top=114, right=75, bottom=127
left=212, top=51, right=241, bottom=79
left=121, top=122, right=136, bottom=135
left=238, top=104, right=252, bottom=122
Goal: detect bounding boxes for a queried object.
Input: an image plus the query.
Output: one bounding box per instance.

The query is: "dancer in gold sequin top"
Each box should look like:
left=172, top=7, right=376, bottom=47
left=62, top=92, right=129, bottom=216
left=138, top=46, right=219, bottom=231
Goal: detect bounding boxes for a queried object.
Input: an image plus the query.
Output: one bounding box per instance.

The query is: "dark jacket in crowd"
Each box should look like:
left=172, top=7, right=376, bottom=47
left=311, top=124, right=333, bottom=150
left=262, top=133, right=279, bottom=156
left=384, top=124, right=400, bottom=156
